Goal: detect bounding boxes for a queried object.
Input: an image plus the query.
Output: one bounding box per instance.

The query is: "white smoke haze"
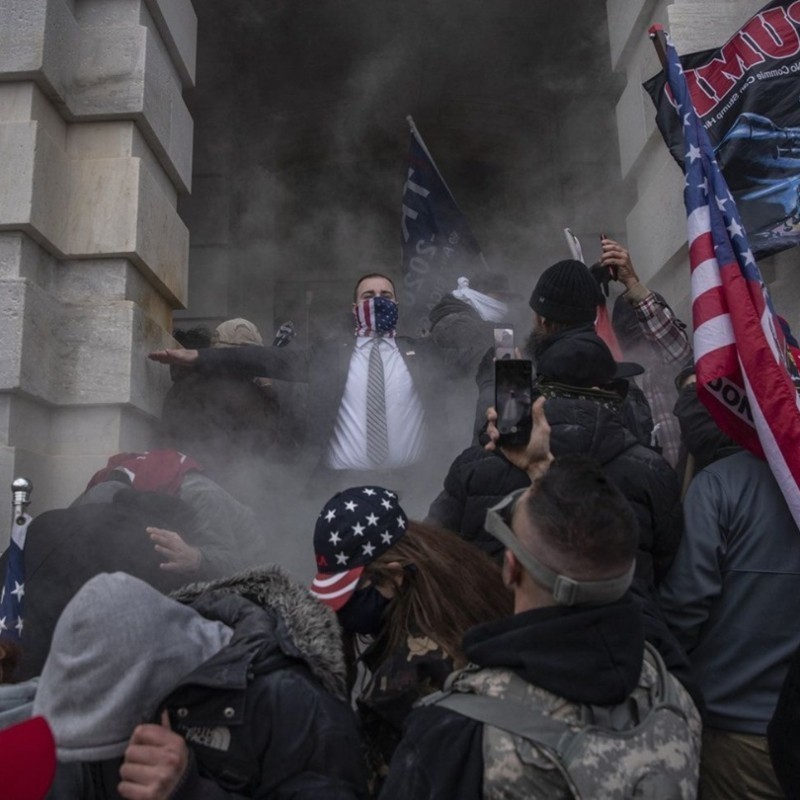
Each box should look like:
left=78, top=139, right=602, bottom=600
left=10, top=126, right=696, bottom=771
left=159, top=1, right=635, bottom=580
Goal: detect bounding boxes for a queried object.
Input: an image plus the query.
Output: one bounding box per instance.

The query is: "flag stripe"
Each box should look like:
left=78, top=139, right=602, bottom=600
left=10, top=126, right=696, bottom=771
left=690, top=257, right=722, bottom=298
left=693, top=314, right=735, bottom=362
left=692, top=286, right=728, bottom=332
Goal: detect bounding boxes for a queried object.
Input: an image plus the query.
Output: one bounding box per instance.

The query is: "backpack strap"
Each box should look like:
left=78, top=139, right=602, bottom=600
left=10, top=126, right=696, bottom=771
left=423, top=644, right=678, bottom=754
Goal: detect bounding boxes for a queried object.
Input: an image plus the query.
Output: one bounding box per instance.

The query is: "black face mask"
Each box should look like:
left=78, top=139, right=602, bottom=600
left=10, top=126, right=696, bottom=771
left=337, top=585, right=391, bottom=636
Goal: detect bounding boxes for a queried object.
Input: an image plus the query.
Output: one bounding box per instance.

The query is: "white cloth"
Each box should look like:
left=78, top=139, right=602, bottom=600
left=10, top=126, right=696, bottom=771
left=325, top=336, right=425, bottom=470
left=452, top=276, right=509, bottom=323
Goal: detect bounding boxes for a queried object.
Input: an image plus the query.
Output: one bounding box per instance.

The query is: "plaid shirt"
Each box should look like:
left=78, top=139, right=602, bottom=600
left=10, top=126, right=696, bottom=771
left=633, top=290, right=692, bottom=365
left=626, top=286, right=692, bottom=468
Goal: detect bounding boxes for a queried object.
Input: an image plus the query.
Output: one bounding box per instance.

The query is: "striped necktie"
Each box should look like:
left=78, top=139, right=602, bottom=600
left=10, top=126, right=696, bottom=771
left=366, top=339, right=389, bottom=465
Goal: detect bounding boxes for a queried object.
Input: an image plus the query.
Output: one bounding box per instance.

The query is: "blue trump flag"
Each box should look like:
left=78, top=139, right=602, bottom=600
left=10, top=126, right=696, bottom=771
left=400, top=116, right=486, bottom=333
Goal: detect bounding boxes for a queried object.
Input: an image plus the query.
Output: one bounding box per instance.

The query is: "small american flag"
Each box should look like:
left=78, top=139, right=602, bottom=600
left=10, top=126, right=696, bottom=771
left=0, top=513, right=32, bottom=641
left=659, top=27, right=800, bottom=524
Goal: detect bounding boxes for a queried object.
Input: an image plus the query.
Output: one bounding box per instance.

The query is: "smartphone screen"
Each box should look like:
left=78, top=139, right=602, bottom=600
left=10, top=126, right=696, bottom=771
left=495, top=359, right=533, bottom=446
left=494, top=326, right=515, bottom=360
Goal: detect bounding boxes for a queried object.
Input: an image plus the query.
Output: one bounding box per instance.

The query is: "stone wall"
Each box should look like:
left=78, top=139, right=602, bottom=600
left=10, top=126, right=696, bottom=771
left=0, top=0, right=196, bottom=540
left=607, top=0, right=799, bottom=321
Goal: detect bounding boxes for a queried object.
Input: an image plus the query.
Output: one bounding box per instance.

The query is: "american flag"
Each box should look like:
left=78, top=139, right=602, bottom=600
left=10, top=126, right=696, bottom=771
left=659, top=27, right=800, bottom=524
left=0, top=513, right=32, bottom=641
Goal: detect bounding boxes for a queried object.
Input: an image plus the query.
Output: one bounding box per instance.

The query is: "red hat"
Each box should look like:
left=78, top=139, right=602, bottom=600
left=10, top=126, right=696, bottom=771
left=0, top=716, right=57, bottom=800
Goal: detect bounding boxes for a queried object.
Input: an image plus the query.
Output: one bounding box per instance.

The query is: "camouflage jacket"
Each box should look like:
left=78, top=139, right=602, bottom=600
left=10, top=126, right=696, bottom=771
left=358, top=632, right=453, bottom=796
left=437, top=645, right=702, bottom=799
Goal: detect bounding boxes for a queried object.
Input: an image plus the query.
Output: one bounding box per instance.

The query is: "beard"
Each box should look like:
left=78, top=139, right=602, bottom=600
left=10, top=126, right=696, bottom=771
left=523, top=328, right=550, bottom=360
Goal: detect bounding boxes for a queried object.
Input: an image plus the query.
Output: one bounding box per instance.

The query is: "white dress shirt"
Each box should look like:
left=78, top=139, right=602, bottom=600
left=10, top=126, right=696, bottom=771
left=325, top=336, right=425, bottom=470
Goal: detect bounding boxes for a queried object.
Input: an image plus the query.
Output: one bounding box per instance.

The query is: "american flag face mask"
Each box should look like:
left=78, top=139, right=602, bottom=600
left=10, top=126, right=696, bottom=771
left=354, top=296, right=398, bottom=337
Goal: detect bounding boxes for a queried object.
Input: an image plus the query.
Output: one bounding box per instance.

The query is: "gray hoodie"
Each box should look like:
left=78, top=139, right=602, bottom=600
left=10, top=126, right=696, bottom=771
left=32, top=572, right=232, bottom=762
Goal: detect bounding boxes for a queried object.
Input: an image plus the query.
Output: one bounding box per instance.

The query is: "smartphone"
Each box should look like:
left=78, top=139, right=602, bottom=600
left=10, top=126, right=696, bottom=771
left=494, top=326, right=515, bottom=360
left=495, top=359, right=533, bottom=446
left=599, top=232, right=617, bottom=280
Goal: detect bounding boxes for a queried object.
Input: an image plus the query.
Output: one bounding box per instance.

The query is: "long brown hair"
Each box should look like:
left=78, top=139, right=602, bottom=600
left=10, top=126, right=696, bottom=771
left=0, top=640, right=21, bottom=684
left=364, top=521, right=512, bottom=667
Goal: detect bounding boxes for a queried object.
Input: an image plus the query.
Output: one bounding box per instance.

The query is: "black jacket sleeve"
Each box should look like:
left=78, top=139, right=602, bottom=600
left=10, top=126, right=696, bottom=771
left=427, top=446, right=530, bottom=557
left=197, top=345, right=311, bottom=383
left=379, top=706, right=484, bottom=800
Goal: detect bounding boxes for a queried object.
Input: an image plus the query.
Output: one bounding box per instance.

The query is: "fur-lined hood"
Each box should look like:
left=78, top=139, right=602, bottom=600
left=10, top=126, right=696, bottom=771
left=171, top=565, right=347, bottom=699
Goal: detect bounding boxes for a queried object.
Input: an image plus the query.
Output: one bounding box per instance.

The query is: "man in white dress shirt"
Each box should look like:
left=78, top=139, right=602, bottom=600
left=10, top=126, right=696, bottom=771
left=150, top=274, right=457, bottom=506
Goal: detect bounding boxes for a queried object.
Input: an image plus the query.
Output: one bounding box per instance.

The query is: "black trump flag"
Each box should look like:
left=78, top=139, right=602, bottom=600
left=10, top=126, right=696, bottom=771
left=645, top=1, right=800, bottom=258
left=400, top=117, right=486, bottom=334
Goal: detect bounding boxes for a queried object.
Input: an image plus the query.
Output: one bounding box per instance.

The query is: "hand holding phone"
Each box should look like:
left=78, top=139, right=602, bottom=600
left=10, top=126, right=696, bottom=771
left=485, top=396, right=553, bottom=480
left=600, top=235, right=640, bottom=290
left=495, top=359, right=533, bottom=446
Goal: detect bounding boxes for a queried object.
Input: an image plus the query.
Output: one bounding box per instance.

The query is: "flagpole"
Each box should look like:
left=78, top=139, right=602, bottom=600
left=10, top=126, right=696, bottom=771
left=11, top=478, right=31, bottom=526
left=649, top=25, right=668, bottom=70
left=405, top=115, right=464, bottom=211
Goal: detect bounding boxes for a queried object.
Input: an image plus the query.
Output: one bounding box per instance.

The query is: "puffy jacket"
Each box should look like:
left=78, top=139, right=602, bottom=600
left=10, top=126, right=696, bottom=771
left=428, top=296, right=493, bottom=373
left=428, top=395, right=683, bottom=587
left=76, top=567, right=368, bottom=800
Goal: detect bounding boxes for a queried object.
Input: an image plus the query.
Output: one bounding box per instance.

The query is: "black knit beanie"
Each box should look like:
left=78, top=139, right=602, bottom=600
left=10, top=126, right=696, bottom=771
left=529, top=260, right=603, bottom=324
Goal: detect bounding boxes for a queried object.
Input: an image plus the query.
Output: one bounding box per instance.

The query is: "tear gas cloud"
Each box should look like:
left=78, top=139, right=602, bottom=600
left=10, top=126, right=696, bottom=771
left=159, top=0, right=634, bottom=580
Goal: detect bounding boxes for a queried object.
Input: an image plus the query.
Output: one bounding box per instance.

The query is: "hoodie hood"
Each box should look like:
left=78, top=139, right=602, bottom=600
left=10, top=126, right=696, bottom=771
left=33, top=573, right=233, bottom=762
left=463, top=596, right=645, bottom=705
left=170, top=565, right=347, bottom=699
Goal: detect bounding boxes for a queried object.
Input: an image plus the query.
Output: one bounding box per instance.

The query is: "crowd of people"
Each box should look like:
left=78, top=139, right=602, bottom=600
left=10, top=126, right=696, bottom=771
left=1, top=240, right=799, bottom=799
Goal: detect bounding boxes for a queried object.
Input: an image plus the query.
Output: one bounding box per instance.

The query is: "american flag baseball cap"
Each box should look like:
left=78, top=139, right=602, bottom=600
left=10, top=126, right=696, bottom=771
left=310, top=486, right=408, bottom=611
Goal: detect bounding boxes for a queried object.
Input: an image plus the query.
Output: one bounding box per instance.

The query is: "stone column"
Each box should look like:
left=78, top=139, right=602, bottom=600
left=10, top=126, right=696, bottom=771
left=0, top=0, right=196, bottom=540
left=608, top=0, right=769, bottom=320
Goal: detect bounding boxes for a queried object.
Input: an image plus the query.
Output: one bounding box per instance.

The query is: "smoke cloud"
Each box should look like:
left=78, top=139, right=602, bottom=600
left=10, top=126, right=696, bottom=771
left=166, top=1, right=633, bottom=579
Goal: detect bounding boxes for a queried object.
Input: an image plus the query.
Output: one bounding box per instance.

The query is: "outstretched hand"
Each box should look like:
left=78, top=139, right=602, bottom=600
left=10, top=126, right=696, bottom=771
left=148, top=527, right=202, bottom=573
left=484, top=396, right=553, bottom=480
left=148, top=349, right=199, bottom=366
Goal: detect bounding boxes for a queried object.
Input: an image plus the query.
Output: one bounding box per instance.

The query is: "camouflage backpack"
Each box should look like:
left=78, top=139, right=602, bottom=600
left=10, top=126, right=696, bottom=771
left=420, top=643, right=701, bottom=799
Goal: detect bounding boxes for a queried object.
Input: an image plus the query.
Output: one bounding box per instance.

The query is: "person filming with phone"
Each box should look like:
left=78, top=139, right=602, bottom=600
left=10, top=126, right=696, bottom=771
left=430, top=325, right=683, bottom=594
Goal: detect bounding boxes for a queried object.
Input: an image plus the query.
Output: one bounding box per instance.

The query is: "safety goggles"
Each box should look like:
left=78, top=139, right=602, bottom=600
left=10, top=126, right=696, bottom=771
left=484, top=488, right=634, bottom=607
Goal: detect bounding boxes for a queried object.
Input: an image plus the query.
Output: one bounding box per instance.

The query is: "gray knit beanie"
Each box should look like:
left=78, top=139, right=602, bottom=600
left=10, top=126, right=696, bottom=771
left=33, top=572, right=233, bottom=762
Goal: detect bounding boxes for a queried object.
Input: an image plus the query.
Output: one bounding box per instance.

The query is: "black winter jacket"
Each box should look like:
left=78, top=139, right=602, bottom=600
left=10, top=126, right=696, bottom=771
left=428, top=296, right=493, bottom=373
left=2, top=492, right=202, bottom=681
left=429, top=395, right=683, bottom=587
left=73, top=568, right=368, bottom=800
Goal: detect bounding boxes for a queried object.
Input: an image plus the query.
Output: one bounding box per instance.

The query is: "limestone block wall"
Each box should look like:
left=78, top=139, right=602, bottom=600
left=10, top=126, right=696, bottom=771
left=606, top=0, right=793, bottom=321
left=0, top=0, right=196, bottom=540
